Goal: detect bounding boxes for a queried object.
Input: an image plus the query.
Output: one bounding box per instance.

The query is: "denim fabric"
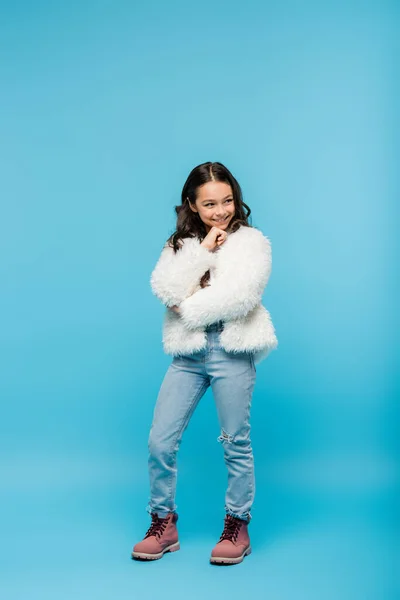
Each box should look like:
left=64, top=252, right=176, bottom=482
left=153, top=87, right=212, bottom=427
left=146, top=320, right=256, bottom=521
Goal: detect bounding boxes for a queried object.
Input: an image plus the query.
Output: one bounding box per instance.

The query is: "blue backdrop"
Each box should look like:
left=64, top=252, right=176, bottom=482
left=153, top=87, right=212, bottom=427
left=1, top=1, right=398, bottom=598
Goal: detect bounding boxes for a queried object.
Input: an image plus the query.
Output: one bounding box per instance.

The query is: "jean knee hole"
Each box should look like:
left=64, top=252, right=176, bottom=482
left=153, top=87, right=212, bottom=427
left=217, top=429, right=234, bottom=444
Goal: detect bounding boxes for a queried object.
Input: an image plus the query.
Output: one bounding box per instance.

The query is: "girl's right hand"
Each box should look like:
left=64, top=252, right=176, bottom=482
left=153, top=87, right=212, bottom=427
left=200, top=227, right=228, bottom=251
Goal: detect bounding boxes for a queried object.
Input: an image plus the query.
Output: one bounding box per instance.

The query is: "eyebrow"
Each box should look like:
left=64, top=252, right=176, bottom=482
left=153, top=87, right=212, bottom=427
left=201, top=195, right=233, bottom=204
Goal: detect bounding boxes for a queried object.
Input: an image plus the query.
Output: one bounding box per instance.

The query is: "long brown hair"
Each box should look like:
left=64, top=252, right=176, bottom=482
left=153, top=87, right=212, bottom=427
left=167, top=162, right=252, bottom=288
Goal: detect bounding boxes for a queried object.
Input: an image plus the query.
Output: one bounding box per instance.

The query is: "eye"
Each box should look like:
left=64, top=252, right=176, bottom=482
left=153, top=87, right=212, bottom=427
left=225, top=198, right=233, bottom=203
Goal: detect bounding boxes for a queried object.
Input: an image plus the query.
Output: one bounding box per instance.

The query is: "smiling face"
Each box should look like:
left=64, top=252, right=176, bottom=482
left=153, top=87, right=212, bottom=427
left=189, top=181, right=236, bottom=233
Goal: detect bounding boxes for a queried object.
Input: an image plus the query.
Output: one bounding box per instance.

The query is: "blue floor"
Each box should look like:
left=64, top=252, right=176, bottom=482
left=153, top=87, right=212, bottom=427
left=1, top=455, right=396, bottom=600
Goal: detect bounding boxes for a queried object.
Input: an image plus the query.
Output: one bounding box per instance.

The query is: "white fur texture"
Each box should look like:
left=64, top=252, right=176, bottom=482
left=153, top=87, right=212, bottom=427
left=150, top=225, right=278, bottom=365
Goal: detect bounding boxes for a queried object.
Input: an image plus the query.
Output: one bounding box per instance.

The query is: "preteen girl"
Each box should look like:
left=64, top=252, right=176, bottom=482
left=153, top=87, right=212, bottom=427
left=131, top=161, right=277, bottom=565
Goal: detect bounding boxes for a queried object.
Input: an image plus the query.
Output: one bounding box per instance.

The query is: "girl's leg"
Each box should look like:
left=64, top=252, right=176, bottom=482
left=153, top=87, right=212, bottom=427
left=147, top=354, right=209, bottom=517
left=209, top=350, right=256, bottom=522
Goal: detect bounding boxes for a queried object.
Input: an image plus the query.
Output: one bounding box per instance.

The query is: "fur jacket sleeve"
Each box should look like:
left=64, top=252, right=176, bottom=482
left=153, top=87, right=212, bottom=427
left=179, top=227, right=271, bottom=329
left=150, top=226, right=272, bottom=330
left=150, top=237, right=217, bottom=307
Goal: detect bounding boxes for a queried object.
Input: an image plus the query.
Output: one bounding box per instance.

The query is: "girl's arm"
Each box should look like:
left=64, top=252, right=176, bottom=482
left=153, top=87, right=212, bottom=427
left=178, top=230, right=272, bottom=329
left=150, top=237, right=217, bottom=307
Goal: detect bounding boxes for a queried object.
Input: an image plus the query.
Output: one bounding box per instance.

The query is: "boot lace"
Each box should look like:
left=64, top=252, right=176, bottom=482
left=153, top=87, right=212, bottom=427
left=219, top=515, right=243, bottom=543
left=144, top=513, right=169, bottom=539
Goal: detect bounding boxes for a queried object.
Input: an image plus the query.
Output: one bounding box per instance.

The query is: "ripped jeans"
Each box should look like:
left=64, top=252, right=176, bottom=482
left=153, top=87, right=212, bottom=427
left=147, top=320, right=257, bottom=522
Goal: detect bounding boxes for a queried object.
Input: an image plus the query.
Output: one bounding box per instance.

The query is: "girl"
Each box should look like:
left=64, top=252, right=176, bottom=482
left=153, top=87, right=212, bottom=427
left=131, top=162, right=277, bottom=565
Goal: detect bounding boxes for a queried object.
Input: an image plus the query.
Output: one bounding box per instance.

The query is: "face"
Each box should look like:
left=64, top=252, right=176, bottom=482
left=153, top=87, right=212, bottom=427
left=189, top=181, right=235, bottom=233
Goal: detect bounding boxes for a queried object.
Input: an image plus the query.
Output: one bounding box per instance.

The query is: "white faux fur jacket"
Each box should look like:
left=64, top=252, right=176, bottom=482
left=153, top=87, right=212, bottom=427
left=150, top=224, right=278, bottom=365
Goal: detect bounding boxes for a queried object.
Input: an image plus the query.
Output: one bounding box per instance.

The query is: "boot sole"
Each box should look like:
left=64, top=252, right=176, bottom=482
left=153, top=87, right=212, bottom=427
left=131, top=541, right=180, bottom=561
left=210, top=546, right=251, bottom=565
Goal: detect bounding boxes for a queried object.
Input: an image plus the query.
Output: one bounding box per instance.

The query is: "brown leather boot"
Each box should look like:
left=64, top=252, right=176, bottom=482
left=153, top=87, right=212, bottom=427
left=131, top=512, right=180, bottom=561
left=210, top=515, right=251, bottom=565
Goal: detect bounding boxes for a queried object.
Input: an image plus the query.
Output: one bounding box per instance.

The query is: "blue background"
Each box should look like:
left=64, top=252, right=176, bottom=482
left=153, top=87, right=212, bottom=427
left=1, top=1, right=398, bottom=598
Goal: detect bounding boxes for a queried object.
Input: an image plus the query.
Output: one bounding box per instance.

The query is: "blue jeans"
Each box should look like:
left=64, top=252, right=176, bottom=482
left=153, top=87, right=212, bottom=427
left=147, top=320, right=257, bottom=522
